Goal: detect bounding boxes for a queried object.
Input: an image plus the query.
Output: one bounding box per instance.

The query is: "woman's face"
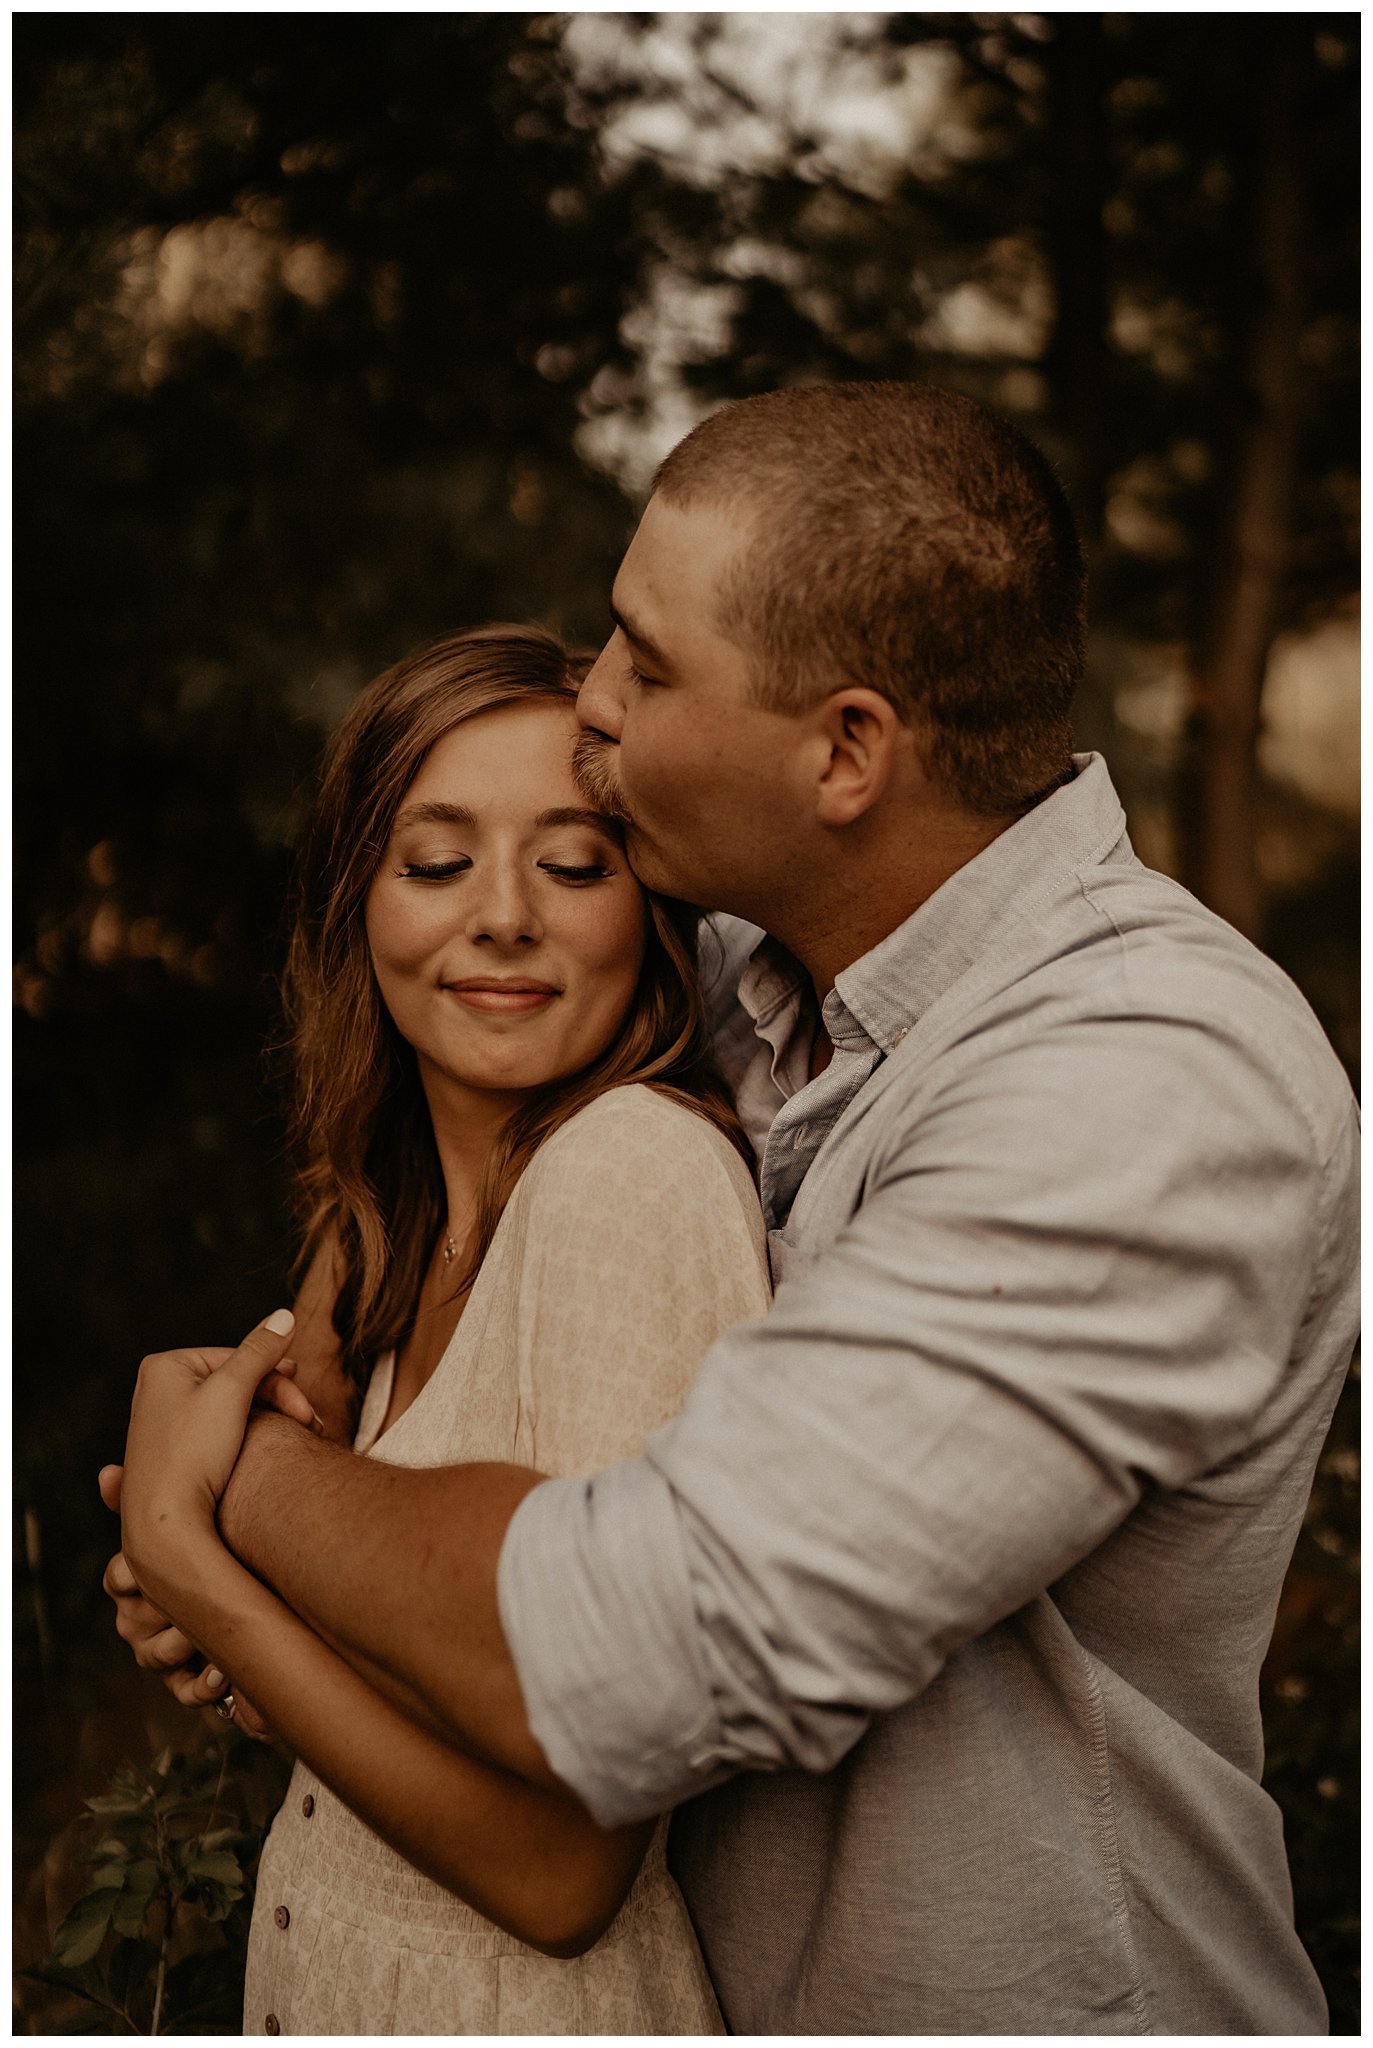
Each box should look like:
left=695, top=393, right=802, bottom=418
left=365, top=699, right=648, bottom=1110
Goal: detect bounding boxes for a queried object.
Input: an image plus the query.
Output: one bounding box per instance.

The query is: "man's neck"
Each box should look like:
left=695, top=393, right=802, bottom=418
left=772, top=805, right=1017, bottom=1001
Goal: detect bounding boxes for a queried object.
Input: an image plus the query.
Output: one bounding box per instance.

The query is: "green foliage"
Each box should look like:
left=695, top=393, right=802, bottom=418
left=25, top=1733, right=289, bottom=2035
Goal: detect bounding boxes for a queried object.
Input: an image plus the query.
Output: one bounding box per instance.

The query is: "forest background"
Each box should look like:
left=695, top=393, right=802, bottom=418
left=14, top=12, right=1360, bottom=2035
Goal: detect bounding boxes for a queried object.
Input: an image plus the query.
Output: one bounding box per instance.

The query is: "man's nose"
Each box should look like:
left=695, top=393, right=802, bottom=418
left=467, top=863, right=541, bottom=946
left=576, top=634, right=627, bottom=741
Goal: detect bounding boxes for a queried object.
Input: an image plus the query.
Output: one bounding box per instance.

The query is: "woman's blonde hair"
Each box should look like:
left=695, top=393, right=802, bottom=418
left=284, top=622, right=750, bottom=1390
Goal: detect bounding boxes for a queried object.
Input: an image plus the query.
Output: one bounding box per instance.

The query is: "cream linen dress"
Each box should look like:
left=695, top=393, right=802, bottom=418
left=242, top=1085, right=770, bottom=2036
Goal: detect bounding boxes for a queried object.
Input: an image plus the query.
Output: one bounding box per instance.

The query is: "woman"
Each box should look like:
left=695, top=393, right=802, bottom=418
left=116, top=624, right=771, bottom=2034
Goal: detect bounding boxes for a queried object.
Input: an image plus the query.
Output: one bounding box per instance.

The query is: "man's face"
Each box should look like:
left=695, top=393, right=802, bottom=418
left=575, top=493, right=810, bottom=915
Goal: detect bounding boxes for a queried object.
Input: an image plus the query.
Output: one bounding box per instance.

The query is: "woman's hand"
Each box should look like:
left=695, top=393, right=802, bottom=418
left=100, top=1332, right=325, bottom=1714
left=99, top=1543, right=276, bottom=1734
left=97, top=1466, right=273, bottom=1735
left=119, top=1310, right=297, bottom=1613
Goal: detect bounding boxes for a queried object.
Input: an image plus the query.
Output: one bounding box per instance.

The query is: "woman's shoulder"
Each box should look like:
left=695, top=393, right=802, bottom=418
left=520, top=1086, right=760, bottom=1234
left=537, top=1083, right=747, bottom=1173
left=511, top=1087, right=768, bottom=1306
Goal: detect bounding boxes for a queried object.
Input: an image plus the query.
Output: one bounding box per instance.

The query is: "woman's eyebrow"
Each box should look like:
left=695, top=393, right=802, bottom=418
left=536, top=806, right=618, bottom=832
left=391, top=803, right=616, bottom=833
left=393, top=801, right=477, bottom=830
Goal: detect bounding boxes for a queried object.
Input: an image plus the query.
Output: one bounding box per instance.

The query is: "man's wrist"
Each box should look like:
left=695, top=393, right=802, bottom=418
left=218, top=1410, right=325, bottom=1574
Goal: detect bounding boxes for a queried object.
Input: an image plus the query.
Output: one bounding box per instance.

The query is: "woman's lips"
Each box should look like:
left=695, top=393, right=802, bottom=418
left=445, top=980, right=559, bottom=1014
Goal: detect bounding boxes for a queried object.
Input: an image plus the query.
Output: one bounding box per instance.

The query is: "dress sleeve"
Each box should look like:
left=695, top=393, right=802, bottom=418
left=510, top=1088, right=770, bottom=1479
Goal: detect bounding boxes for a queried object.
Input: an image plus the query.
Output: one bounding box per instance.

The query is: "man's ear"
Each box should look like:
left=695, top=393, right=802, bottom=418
left=813, top=689, right=903, bottom=826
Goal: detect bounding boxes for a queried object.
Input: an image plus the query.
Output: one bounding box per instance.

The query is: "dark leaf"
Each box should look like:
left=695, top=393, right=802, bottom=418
left=110, top=1858, right=162, bottom=1938
left=185, top=1849, right=244, bottom=1885
left=85, top=1836, right=133, bottom=1866
left=21, top=1961, right=110, bottom=2002
left=51, top=1888, right=122, bottom=1969
left=84, top=1791, right=147, bottom=1819
left=195, top=1880, right=245, bottom=1923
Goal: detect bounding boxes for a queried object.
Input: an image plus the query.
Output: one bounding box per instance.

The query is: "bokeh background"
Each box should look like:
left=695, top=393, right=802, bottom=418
left=14, top=13, right=1359, bottom=2033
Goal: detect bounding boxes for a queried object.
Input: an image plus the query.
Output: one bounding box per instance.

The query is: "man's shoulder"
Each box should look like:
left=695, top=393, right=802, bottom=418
left=1066, top=860, right=1355, bottom=1147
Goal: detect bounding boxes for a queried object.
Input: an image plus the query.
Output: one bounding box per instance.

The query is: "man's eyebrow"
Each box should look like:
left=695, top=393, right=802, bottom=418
left=609, top=598, right=669, bottom=667
left=392, top=801, right=476, bottom=831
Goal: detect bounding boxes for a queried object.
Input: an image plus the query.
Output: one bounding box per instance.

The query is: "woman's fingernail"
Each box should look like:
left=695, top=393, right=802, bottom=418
left=264, top=1309, right=295, bottom=1336
left=203, top=1667, right=226, bottom=1692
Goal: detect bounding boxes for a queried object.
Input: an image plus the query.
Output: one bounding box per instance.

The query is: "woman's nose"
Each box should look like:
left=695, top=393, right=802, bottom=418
left=576, top=636, right=627, bottom=741
left=466, top=864, right=541, bottom=947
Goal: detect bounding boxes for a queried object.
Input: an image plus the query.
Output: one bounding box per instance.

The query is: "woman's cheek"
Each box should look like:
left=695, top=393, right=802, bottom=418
left=587, top=890, right=648, bottom=973
left=368, top=886, right=441, bottom=971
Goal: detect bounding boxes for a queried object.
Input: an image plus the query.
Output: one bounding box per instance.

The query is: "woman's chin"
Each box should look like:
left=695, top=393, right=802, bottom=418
left=429, top=1053, right=584, bottom=1101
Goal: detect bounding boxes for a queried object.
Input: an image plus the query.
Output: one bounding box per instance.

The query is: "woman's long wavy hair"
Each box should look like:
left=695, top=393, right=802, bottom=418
left=284, top=622, right=750, bottom=1392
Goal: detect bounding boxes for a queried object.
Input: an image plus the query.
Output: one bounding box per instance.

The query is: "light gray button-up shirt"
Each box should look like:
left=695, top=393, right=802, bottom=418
left=498, top=754, right=1358, bottom=2035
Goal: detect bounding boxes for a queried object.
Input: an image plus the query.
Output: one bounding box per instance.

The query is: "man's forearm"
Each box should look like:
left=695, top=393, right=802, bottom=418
left=217, top=1414, right=554, bottom=1784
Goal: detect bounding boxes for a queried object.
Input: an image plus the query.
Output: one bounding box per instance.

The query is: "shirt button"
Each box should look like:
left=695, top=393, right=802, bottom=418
left=890, top=1027, right=909, bottom=1050
left=300, top=1794, right=314, bottom=1818
left=274, top=1905, right=290, bottom=1930
left=265, top=2018, right=280, bottom=2035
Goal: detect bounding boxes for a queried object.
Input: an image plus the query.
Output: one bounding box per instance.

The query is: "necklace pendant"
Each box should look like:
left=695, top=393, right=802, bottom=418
left=443, top=1233, right=457, bottom=1271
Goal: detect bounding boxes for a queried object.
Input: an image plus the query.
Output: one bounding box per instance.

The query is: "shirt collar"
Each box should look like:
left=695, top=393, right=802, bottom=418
left=828, top=753, right=1129, bottom=1051
left=735, top=754, right=1130, bottom=1054
left=737, top=932, right=808, bottom=1028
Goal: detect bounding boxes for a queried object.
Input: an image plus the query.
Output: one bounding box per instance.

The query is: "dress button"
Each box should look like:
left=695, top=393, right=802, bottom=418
left=274, top=1905, right=290, bottom=1930
left=265, top=2017, right=280, bottom=2035
left=300, top=1794, right=314, bottom=1818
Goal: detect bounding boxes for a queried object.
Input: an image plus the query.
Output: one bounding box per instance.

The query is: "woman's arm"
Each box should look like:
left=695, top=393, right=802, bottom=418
left=212, top=1094, right=770, bottom=1773
left=278, top=1232, right=358, bottom=1446
left=164, top=1532, right=651, bottom=1956
left=213, top=1422, right=553, bottom=1774
left=118, top=1324, right=650, bottom=1954
left=100, top=1232, right=355, bottom=1711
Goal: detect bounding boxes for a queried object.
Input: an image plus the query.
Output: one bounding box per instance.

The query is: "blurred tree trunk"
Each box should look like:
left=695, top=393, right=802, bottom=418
left=1043, top=14, right=1109, bottom=549
left=1180, top=27, right=1306, bottom=941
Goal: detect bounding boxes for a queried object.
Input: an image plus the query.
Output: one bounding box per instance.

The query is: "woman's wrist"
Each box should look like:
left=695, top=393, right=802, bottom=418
left=133, top=1524, right=252, bottom=1647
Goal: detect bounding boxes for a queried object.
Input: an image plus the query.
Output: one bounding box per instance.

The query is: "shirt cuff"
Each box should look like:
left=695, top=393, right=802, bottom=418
left=496, top=1458, right=727, bottom=1828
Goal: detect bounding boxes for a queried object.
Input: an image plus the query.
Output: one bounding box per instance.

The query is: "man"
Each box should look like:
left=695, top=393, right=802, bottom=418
left=108, top=384, right=1356, bottom=2033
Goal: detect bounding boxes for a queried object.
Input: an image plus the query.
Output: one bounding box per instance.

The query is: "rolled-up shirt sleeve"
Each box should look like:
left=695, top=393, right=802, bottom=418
left=499, top=1008, right=1348, bottom=1829
left=499, top=1459, right=732, bottom=1825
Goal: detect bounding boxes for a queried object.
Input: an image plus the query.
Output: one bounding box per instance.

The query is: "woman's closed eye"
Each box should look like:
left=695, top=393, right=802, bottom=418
left=399, top=858, right=471, bottom=881
left=540, top=861, right=613, bottom=884
left=397, top=858, right=614, bottom=884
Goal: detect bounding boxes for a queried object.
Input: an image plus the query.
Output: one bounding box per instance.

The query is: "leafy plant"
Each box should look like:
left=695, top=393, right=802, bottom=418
left=25, top=1731, right=289, bottom=2035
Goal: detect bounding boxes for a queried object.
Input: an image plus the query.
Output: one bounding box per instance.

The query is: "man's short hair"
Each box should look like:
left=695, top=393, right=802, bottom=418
left=654, top=382, right=1084, bottom=816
